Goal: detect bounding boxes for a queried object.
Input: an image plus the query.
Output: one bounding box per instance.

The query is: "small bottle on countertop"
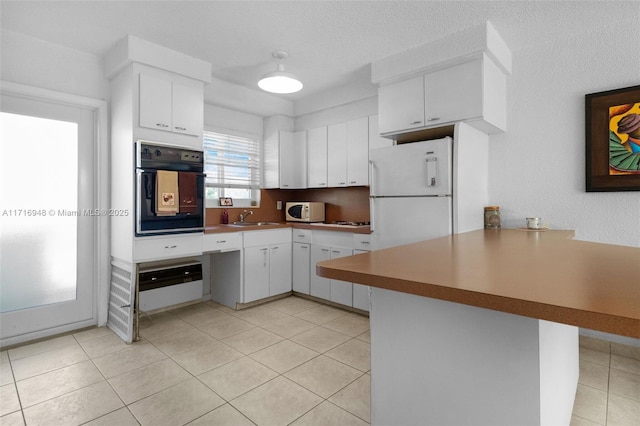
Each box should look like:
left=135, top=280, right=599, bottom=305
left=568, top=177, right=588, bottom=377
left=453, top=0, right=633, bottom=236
left=484, top=206, right=501, bottom=229
left=221, top=208, right=229, bottom=224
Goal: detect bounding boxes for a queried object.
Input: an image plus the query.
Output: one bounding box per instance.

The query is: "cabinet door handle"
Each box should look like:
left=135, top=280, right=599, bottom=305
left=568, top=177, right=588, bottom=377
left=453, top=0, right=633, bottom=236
left=360, top=241, right=370, bottom=245
left=156, top=123, right=170, bottom=128
left=301, top=245, right=309, bottom=249
left=297, top=234, right=305, bottom=238
left=339, top=182, right=346, bottom=185
left=331, top=250, right=341, bottom=254
left=321, top=248, right=330, bottom=252
left=427, top=117, right=440, bottom=122
left=349, top=181, right=357, bottom=184
left=410, top=120, right=422, bottom=125
left=282, top=184, right=289, bottom=187
left=271, top=246, right=279, bottom=250
left=164, top=245, right=177, bottom=249
left=319, top=183, right=327, bottom=186
left=216, top=240, right=226, bottom=244
left=174, top=126, right=187, bottom=131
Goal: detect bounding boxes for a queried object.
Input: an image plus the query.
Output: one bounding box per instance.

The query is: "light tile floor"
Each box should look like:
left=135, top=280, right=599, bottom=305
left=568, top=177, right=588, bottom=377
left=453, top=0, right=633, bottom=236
left=0, top=295, right=638, bottom=426
left=572, top=335, right=640, bottom=426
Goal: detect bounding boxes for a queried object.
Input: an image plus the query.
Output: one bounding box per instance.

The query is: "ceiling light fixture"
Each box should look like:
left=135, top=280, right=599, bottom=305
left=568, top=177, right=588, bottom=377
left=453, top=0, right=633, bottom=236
left=258, top=50, right=303, bottom=94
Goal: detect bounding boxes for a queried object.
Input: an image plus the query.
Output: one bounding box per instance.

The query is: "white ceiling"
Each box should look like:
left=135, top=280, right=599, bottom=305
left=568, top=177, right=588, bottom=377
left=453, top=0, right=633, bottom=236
left=1, top=1, right=636, bottom=110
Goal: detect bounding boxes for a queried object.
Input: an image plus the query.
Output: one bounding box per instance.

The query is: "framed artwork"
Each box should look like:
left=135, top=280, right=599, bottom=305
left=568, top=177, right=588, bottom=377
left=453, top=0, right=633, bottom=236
left=219, top=197, right=233, bottom=206
left=585, top=85, right=640, bottom=191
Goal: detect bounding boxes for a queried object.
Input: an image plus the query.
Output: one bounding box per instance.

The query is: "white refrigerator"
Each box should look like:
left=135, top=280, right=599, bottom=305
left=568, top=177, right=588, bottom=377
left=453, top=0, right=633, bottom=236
left=369, top=137, right=453, bottom=250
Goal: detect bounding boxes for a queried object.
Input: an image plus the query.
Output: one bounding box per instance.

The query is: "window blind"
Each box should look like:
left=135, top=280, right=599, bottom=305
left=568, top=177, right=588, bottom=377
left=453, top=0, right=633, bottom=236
left=203, top=131, right=260, bottom=189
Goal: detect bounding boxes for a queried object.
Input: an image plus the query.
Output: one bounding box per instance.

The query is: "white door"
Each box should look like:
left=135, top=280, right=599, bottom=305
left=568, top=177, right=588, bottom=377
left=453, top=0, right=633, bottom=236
left=307, top=127, right=328, bottom=188
left=329, top=247, right=353, bottom=306
left=0, top=93, right=97, bottom=345
left=292, top=243, right=311, bottom=294
left=171, top=80, right=203, bottom=136
left=370, top=138, right=452, bottom=197
left=347, top=117, right=369, bottom=186
left=377, top=76, right=424, bottom=134
left=243, top=246, right=269, bottom=302
left=138, top=73, right=172, bottom=131
left=352, top=249, right=370, bottom=312
left=279, top=130, right=295, bottom=188
left=327, top=122, right=347, bottom=187
left=269, top=243, right=292, bottom=296
left=310, top=244, right=331, bottom=299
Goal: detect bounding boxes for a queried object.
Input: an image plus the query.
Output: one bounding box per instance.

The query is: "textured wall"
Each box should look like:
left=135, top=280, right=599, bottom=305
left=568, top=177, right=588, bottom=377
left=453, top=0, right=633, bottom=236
left=489, top=24, right=640, bottom=247
left=0, top=30, right=109, bottom=101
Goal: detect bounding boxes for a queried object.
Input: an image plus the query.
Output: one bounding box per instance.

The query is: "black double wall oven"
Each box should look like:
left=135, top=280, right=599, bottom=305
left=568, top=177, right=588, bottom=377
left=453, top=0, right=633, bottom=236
left=135, top=141, right=205, bottom=236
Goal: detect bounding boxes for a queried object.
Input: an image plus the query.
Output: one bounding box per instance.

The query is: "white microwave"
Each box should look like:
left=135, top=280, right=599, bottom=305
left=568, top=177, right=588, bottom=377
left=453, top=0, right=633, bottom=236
left=285, top=202, right=325, bottom=222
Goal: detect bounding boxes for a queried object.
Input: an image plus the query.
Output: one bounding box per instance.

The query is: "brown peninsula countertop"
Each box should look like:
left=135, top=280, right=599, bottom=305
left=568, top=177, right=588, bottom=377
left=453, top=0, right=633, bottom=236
left=317, top=229, right=640, bottom=338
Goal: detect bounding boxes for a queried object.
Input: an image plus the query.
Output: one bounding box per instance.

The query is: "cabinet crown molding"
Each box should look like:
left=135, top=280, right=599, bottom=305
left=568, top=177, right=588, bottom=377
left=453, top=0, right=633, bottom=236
left=103, top=35, right=212, bottom=83
left=371, top=21, right=511, bottom=86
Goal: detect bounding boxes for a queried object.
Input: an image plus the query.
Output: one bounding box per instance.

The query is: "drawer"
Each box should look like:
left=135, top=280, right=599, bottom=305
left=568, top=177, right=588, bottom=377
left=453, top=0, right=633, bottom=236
left=292, top=228, right=312, bottom=244
left=243, top=228, right=292, bottom=247
left=353, top=234, right=372, bottom=251
left=134, top=234, right=203, bottom=262
left=203, top=232, right=242, bottom=252
left=312, top=230, right=353, bottom=247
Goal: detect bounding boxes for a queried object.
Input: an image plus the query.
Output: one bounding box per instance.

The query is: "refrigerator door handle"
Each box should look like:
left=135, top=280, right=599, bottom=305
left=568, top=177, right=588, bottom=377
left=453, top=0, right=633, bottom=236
left=369, top=160, right=376, bottom=197
left=370, top=197, right=375, bottom=232
left=426, top=157, right=437, bottom=186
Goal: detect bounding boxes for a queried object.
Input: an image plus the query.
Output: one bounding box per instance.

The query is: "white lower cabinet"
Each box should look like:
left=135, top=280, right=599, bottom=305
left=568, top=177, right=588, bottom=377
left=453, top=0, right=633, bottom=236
left=329, top=247, right=353, bottom=306
left=243, top=246, right=270, bottom=302
left=134, top=233, right=202, bottom=262
left=352, top=249, right=370, bottom=312
left=293, top=242, right=311, bottom=294
left=242, top=229, right=292, bottom=304
left=310, top=244, right=331, bottom=299
left=269, top=243, right=292, bottom=296
left=308, top=230, right=372, bottom=310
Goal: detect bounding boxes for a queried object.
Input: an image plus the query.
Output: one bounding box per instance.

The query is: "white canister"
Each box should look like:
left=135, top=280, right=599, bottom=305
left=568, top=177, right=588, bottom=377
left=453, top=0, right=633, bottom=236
left=526, top=217, right=543, bottom=229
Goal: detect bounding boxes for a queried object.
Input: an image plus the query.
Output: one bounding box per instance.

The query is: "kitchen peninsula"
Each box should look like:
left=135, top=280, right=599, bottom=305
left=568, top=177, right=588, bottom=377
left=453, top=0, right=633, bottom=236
left=317, top=229, right=640, bottom=425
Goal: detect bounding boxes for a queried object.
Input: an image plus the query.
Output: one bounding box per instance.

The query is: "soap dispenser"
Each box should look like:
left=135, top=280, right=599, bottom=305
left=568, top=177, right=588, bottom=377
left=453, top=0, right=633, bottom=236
left=221, top=208, right=229, bottom=224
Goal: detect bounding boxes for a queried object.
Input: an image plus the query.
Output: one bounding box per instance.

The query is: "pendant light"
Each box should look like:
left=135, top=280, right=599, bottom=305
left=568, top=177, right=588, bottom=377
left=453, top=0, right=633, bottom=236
left=258, top=51, right=303, bottom=94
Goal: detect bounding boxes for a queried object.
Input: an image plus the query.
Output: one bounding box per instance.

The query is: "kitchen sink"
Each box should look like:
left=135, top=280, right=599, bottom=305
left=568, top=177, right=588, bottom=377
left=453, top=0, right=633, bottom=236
left=231, top=221, right=280, bottom=226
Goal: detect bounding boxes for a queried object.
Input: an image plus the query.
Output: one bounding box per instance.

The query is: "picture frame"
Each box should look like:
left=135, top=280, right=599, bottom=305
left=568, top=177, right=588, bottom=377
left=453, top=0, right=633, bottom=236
left=219, top=197, right=233, bottom=206
left=585, top=85, right=640, bottom=191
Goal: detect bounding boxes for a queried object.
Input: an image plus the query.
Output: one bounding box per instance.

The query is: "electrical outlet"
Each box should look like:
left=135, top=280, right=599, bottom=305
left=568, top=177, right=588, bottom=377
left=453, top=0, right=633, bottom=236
left=276, top=201, right=282, bottom=210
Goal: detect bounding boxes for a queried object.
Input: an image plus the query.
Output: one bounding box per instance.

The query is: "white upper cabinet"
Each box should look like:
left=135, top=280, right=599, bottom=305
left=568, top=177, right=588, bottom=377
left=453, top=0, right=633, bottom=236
left=346, top=117, right=369, bottom=186
left=171, top=81, right=204, bottom=136
left=328, top=122, right=348, bottom=187
left=307, top=126, right=328, bottom=188
left=279, top=130, right=307, bottom=189
left=275, top=117, right=370, bottom=189
left=378, top=76, right=425, bottom=135
left=327, top=117, right=370, bottom=188
left=138, top=72, right=203, bottom=137
left=378, top=55, right=506, bottom=136
left=139, top=73, right=172, bottom=131
left=424, top=60, right=482, bottom=126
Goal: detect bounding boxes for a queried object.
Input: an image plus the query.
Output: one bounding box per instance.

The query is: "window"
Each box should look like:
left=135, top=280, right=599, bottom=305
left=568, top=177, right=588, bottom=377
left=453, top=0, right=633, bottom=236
left=203, top=130, right=261, bottom=207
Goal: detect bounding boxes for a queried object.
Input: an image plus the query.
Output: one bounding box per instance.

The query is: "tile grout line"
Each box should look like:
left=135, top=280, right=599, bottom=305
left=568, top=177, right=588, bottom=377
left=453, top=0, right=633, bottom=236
left=73, top=332, right=137, bottom=425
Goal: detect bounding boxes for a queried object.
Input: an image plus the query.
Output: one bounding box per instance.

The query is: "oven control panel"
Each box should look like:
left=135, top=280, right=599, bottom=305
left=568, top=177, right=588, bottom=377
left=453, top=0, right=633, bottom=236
left=137, top=141, right=203, bottom=170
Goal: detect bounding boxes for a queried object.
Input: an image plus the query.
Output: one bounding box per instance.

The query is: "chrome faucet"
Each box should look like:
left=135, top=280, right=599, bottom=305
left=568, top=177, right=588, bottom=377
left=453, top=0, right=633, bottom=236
left=239, top=210, right=254, bottom=222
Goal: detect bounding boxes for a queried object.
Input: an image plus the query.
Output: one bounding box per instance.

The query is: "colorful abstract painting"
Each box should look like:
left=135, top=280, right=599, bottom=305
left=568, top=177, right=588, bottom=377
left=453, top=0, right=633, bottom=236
left=609, top=102, right=640, bottom=174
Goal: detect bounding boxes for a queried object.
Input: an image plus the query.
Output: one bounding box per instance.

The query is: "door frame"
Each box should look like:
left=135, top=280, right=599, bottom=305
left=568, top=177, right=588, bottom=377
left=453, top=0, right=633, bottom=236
left=0, top=81, right=109, bottom=347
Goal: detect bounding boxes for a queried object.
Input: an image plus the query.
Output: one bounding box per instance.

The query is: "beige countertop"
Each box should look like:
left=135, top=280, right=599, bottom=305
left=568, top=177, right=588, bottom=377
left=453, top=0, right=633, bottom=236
left=317, top=229, right=640, bottom=338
